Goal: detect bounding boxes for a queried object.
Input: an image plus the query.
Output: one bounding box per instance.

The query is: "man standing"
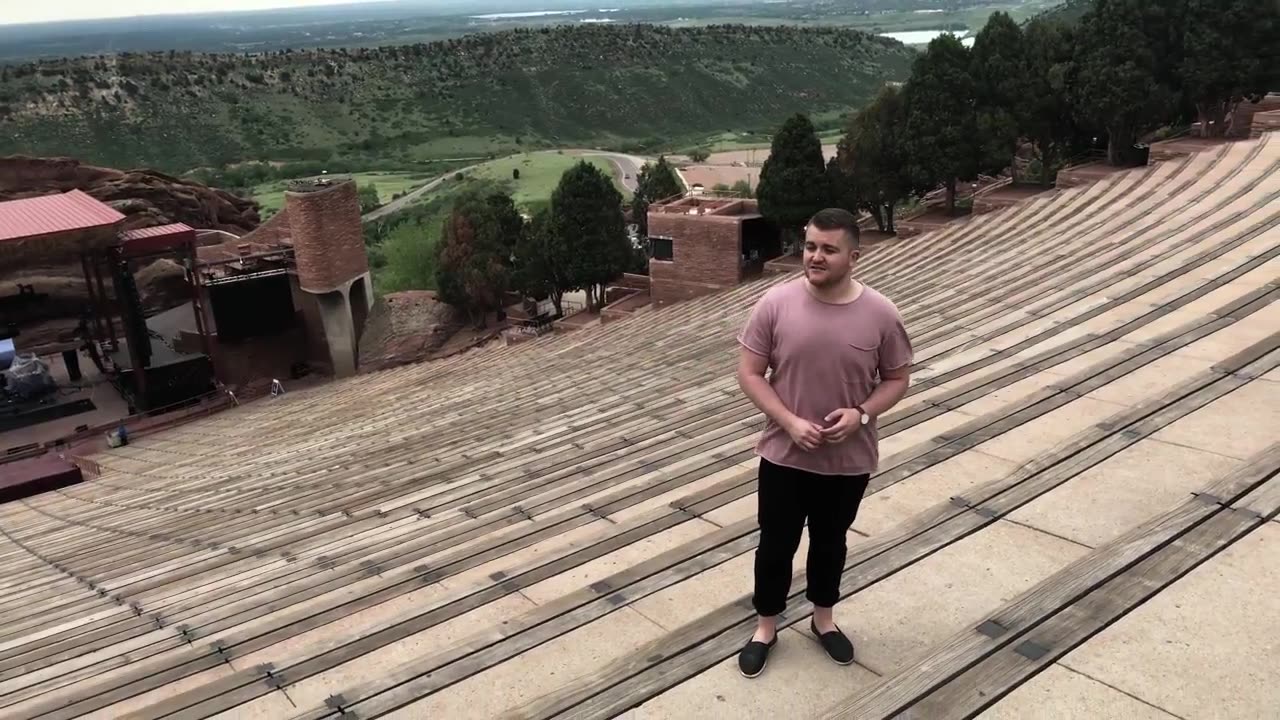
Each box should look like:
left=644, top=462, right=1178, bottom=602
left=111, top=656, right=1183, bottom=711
left=735, top=207, right=912, bottom=677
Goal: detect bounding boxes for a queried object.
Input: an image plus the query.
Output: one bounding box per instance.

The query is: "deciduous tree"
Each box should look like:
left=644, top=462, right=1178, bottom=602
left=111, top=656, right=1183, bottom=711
left=1022, top=18, right=1083, bottom=185
left=434, top=191, right=522, bottom=327
left=356, top=183, right=381, bottom=214
left=513, top=209, right=569, bottom=316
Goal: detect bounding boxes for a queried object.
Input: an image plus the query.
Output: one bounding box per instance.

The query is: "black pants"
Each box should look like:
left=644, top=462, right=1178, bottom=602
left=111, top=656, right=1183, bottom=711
left=752, top=458, right=871, bottom=617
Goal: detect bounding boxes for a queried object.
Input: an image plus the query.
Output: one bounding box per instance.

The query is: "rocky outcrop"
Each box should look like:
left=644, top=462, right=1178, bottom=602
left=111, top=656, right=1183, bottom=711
left=358, top=291, right=464, bottom=373
left=0, top=155, right=260, bottom=234
left=0, top=156, right=263, bottom=347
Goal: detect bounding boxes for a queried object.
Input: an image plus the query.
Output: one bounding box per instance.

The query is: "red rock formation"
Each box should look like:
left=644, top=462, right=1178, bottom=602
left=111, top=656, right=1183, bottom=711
left=0, top=155, right=260, bottom=234
left=357, top=291, right=464, bottom=372
left=0, top=156, right=262, bottom=345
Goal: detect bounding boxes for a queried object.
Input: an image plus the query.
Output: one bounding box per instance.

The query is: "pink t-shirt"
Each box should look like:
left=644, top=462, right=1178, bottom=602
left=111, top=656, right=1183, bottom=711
left=738, top=278, right=913, bottom=476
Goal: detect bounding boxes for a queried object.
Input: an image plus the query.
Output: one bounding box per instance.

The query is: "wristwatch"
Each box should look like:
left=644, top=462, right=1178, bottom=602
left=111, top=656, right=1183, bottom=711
left=854, top=405, right=870, bottom=425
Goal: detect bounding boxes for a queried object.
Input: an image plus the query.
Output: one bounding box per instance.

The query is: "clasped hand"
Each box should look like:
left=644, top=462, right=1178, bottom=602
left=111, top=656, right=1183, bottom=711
left=783, top=408, right=863, bottom=451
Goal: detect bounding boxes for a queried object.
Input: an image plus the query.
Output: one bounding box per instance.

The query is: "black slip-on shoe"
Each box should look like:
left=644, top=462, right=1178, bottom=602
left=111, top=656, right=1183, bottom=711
left=810, top=621, right=855, bottom=665
left=738, top=635, right=777, bottom=678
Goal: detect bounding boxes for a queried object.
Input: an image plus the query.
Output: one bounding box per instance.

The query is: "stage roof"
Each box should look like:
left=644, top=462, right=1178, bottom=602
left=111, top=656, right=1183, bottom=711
left=0, top=189, right=125, bottom=243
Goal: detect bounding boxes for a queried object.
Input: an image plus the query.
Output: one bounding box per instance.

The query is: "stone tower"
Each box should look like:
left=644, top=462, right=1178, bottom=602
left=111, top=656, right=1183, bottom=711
left=285, top=179, right=373, bottom=378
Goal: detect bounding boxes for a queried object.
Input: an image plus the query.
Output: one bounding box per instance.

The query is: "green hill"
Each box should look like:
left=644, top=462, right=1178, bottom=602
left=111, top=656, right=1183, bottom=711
left=0, top=24, right=916, bottom=174
left=1029, top=0, right=1091, bottom=25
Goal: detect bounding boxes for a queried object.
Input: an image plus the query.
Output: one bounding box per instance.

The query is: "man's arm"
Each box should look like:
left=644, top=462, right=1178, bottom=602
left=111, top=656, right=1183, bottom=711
left=861, top=364, right=910, bottom=418
left=864, top=303, right=914, bottom=420
left=821, top=364, right=910, bottom=442
left=737, top=346, right=823, bottom=451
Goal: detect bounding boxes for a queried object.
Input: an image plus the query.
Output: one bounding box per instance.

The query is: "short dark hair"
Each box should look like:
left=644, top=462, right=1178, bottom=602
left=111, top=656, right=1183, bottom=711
left=807, top=207, right=860, bottom=248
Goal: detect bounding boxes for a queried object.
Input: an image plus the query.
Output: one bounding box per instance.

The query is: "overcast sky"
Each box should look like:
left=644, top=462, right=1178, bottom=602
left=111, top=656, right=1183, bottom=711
left=0, top=0, right=397, bottom=25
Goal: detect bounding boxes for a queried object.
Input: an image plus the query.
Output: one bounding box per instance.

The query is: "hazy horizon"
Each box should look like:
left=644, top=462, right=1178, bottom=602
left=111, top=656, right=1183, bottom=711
left=0, top=0, right=411, bottom=26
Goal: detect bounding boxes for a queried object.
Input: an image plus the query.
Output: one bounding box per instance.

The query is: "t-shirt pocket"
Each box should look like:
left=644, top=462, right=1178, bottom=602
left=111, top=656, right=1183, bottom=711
left=843, top=337, right=881, bottom=385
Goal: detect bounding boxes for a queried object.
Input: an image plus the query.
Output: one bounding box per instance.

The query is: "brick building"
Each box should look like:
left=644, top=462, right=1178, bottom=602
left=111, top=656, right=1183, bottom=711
left=646, top=195, right=781, bottom=306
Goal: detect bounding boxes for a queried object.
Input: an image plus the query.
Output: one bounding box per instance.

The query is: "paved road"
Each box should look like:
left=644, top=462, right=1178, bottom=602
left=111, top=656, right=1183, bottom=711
left=360, top=149, right=650, bottom=222
left=565, top=150, right=646, bottom=193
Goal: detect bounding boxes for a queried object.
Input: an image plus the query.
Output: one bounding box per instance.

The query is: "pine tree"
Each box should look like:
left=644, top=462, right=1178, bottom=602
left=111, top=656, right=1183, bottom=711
left=549, top=161, right=629, bottom=312
left=1180, top=0, right=1279, bottom=137
left=903, top=33, right=979, bottom=215
left=755, top=113, right=831, bottom=253
left=836, top=83, right=914, bottom=233
left=1072, top=0, right=1177, bottom=165
left=970, top=12, right=1026, bottom=177
left=632, top=155, right=684, bottom=237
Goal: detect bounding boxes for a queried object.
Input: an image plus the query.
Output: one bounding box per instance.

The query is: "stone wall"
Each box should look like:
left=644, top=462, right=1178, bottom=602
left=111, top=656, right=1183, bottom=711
left=287, top=181, right=369, bottom=293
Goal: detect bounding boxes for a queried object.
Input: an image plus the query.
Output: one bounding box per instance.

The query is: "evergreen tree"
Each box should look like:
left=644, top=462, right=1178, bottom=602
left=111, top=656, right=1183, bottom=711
left=1072, top=0, right=1177, bottom=165
left=433, top=191, right=521, bottom=327
left=903, top=33, right=978, bottom=215
left=1180, top=0, right=1279, bottom=137
left=549, top=161, right=629, bottom=312
left=970, top=12, right=1026, bottom=177
left=836, top=83, right=914, bottom=233
left=513, top=208, right=570, bottom=316
left=485, top=191, right=525, bottom=254
left=755, top=113, right=831, bottom=253
left=631, top=155, right=684, bottom=237
left=1022, top=18, right=1084, bottom=185
left=825, top=157, right=860, bottom=220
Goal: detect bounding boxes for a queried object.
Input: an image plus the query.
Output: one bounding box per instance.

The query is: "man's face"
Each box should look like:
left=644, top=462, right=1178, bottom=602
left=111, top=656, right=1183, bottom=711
left=802, top=224, right=859, bottom=288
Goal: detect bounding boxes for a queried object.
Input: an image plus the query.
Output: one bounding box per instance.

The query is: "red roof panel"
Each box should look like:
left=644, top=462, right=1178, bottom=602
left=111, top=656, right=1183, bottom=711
left=0, top=190, right=126, bottom=243
left=120, top=223, right=196, bottom=257
left=119, top=222, right=195, bottom=241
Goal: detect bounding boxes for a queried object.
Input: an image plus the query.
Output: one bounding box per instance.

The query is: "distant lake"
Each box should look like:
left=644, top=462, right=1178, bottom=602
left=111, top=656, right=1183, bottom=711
left=471, top=9, right=623, bottom=20
left=471, top=10, right=588, bottom=19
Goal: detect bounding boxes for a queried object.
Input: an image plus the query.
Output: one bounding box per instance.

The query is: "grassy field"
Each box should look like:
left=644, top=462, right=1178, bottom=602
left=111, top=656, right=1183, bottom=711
left=252, top=171, right=436, bottom=215
left=695, top=127, right=845, bottom=154
left=366, top=151, right=631, bottom=296
left=463, top=153, right=628, bottom=213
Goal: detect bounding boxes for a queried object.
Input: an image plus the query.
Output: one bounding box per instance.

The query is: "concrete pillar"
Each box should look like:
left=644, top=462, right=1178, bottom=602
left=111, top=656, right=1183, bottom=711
left=353, top=272, right=374, bottom=311
left=315, top=289, right=356, bottom=378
